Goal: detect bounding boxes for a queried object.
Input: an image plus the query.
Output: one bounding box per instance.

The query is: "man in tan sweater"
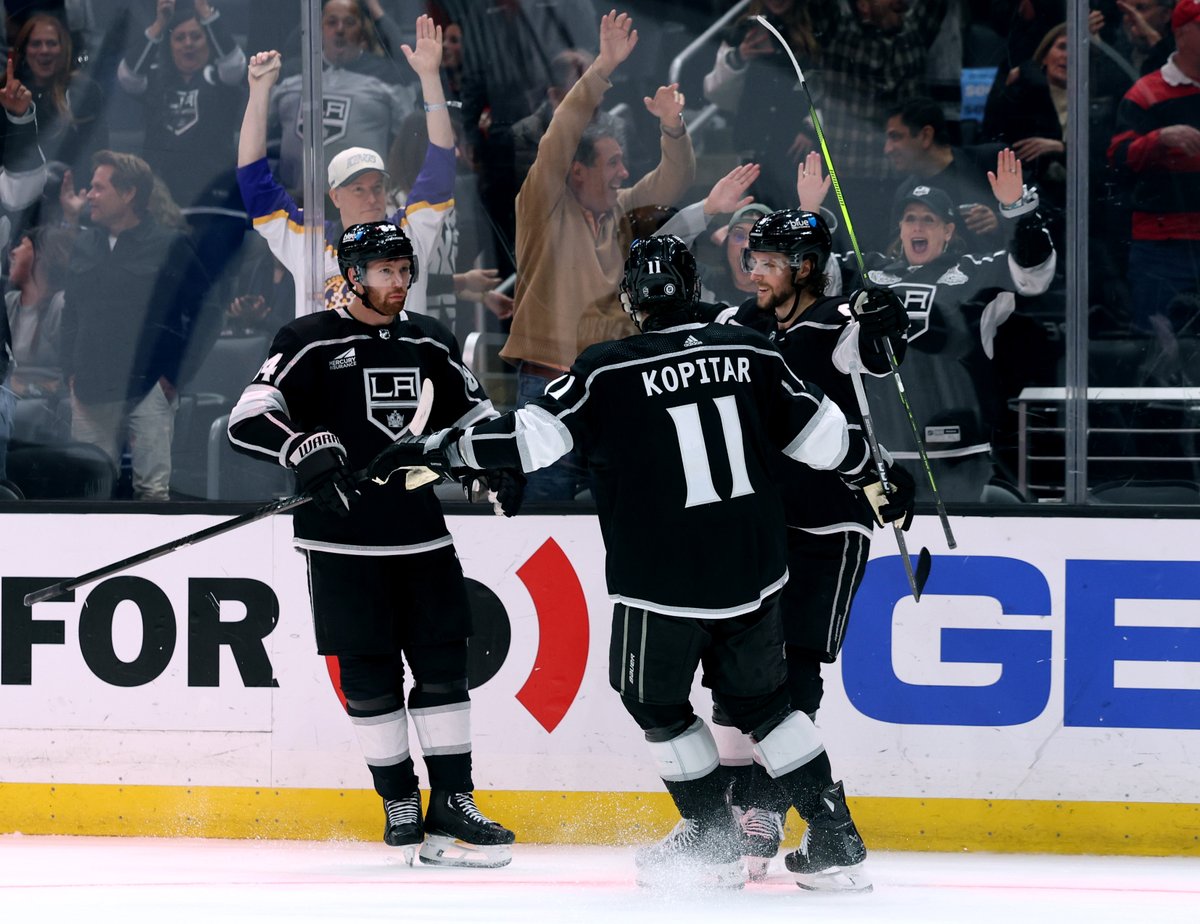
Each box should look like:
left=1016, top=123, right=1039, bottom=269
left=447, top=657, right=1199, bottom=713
left=500, top=9, right=695, bottom=502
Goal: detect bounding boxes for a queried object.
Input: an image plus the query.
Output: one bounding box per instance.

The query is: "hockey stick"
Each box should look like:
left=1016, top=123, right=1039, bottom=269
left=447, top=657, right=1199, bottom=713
left=755, top=15, right=957, bottom=550
left=23, top=380, right=436, bottom=607
left=849, top=363, right=931, bottom=601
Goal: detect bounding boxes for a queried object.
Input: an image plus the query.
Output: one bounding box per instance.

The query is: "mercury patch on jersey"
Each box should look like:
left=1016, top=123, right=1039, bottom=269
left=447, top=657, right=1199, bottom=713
left=364, top=367, right=423, bottom=437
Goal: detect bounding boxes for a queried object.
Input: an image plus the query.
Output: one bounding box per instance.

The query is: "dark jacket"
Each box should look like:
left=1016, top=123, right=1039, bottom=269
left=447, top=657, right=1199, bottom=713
left=62, top=218, right=210, bottom=403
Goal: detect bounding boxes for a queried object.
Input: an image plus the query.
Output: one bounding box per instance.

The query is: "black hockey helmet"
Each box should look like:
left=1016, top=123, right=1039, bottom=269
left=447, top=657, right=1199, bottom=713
left=619, top=235, right=700, bottom=318
left=337, top=220, right=419, bottom=286
left=742, top=209, right=832, bottom=275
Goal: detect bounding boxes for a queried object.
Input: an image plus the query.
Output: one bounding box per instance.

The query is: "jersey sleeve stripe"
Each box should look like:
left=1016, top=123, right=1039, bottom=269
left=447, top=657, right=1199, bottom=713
left=783, top=395, right=850, bottom=470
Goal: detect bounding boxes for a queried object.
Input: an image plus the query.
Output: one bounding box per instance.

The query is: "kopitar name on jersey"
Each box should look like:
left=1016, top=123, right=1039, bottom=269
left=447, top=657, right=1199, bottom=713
left=641, top=352, right=752, bottom=397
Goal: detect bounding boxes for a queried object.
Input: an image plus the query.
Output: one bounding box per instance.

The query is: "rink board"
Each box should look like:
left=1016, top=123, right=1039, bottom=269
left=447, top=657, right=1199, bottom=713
left=1, top=512, right=1198, bottom=855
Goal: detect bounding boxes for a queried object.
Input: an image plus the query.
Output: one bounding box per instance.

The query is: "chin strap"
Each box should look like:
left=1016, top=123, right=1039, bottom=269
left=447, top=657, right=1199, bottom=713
left=775, top=277, right=805, bottom=327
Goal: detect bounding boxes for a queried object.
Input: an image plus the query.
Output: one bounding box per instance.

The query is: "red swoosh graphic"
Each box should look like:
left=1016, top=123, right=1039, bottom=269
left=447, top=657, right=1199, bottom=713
left=514, top=537, right=590, bottom=732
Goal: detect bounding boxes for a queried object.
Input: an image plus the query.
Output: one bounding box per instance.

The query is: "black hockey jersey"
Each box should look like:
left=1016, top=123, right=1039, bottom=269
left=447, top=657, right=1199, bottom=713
left=729, top=296, right=902, bottom=536
left=227, top=308, right=496, bottom=552
left=455, top=320, right=873, bottom=618
left=855, top=220, right=1055, bottom=464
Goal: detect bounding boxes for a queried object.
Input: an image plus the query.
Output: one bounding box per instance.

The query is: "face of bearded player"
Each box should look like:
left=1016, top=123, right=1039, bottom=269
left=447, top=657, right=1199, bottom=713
left=353, top=257, right=412, bottom=318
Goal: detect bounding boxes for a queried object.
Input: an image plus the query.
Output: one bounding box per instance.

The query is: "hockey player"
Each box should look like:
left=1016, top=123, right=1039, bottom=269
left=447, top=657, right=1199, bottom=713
left=227, top=220, right=522, bottom=867
left=712, top=208, right=914, bottom=879
left=367, top=235, right=914, bottom=891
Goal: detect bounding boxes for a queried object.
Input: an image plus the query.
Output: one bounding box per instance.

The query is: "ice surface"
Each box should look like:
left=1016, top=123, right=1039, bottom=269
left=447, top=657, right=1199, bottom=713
left=2, top=834, right=1197, bottom=924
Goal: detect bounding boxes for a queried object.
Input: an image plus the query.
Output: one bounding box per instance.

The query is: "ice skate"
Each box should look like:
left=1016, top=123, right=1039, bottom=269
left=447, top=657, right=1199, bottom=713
left=783, top=781, right=871, bottom=892
left=733, top=805, right=783, bottom=882
left=419, top=791, right=515, bottom=868
left=382, top=792, right=423, bottom=865
left=634, top=817, right=746, bottom=890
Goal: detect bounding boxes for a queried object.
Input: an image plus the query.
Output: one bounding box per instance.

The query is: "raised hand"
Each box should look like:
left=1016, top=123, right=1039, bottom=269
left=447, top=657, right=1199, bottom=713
left=401, top=14, right=443, bottom=80
left=247, top=50, right=282, bottom=92
left=643, top=82, right=684, bottom=128
left=596, top=10, right=638, bottom=78
left=987, top=147, right=1025, bottom=205
left=59, top=167, right=87, bottom=225
left=795, top=151, right=831, bottom=212
left=0, top=54, right=32, bottom=116
left=704, top=163, right=759, bottom=217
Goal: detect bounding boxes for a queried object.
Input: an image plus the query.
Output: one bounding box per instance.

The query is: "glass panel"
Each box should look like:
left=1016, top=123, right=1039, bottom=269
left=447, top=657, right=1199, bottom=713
left=9, top=2, right=1186, bottom=512
left=1085, top=0, right=1200, bottom=507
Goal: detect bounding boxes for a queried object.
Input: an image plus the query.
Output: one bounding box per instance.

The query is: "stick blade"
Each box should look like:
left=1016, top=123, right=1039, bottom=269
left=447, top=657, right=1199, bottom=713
left=913, top=546, right=932, bottom=601
left=409, top=379, right=434, bottom=436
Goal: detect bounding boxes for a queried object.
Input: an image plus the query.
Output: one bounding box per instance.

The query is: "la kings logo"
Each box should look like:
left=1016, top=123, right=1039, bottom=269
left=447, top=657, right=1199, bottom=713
left=296, top=96, right=351, bottom=144
left=869, top=274, right=937, bottom=344
left=365, top=368, right=422, bottom=437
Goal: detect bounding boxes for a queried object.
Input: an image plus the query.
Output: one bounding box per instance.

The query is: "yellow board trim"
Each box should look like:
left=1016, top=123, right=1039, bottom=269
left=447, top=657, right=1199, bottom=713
left=1, top=783, right=1197, bottom=856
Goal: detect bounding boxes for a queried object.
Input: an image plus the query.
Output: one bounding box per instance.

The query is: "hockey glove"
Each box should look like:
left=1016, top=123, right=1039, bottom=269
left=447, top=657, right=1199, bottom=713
left=367, top=427, right=464, bottom=489
left=849, top=286, right=909, bottom=343
left=288, top=430, right=359, bottom=517
left=846, top=461, right=916, bottom=530
left=484, top=468, right=526, bottom=517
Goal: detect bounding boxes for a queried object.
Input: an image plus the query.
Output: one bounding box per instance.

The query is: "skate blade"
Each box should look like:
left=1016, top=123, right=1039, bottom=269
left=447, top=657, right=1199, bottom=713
left=418, top=834, right=512, bottom=868
left=745, top=855, right=772, bottom=882
left=793, top=862, right=872, bottom=893
left=382, top=843, right=419, bottom=867
left=635, top=859, right=746, bottom=891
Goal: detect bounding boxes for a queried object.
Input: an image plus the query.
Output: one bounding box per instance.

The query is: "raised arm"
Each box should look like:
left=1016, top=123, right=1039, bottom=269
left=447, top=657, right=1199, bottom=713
left=401, top=14, right=451, bottom=150
left=593, top=9, right=638, bottom=82
left=238, top=50, right=281, bottom=167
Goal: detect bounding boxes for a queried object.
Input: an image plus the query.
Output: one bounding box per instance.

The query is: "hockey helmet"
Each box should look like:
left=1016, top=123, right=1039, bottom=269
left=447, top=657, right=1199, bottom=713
left=619, top=235, right=700, bottom=317
left=337, top=220, right=419, bottom=287
left=742, top=209, right=832, bottom=275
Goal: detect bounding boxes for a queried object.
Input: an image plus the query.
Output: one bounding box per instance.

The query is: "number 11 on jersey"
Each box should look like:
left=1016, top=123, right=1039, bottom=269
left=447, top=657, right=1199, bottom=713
left=666, top=396, right=754, bottom=508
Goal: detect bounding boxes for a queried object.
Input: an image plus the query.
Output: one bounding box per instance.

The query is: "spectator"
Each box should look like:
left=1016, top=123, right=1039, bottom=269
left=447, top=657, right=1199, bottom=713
left=799, top=0, right=948, bottom=251
left=384, top=109, right=511, bottom=340
left=499, top=9, right=695, bottom=502
left=854, top=152, right=1057, bottom=503
left=0, top=52, right=49, bottom=218
left=5, top=13, right=108, bottom=179
left=270, top=0, right=417, bottom=190
left=223, top=235, right=294, bottom=337
left=511, top=47, right=594, bottom=192
left=1108, top=0, right=1200, bottom=334
left=60, top=150, right=211, bottom=501
left=238, top=16, right=455, bottom=320
left=456, top=0, right=597, bottom=277
left=1116, top=0, right=1178, bottom=74
left=117, top=0, right=248, bottom=306
left=702, top=0, right=823, bottom=209
left=4, top=225, right=70, bottom=400
left=883, top=96, right=1005, bottom=250
left=437, top=15, right=464, bottom=101
left=984, top=16, right=1130, bottom=193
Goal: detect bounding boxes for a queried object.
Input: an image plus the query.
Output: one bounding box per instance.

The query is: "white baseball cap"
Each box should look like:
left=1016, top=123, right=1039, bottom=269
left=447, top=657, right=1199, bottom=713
left=327, top=147, right=389, bottom=189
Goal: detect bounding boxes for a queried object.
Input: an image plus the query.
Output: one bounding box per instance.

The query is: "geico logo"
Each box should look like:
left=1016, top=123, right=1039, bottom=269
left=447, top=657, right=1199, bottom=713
left=2, top=575, right=279, bottom=688
left=841, top=555, right=1200, bottom=731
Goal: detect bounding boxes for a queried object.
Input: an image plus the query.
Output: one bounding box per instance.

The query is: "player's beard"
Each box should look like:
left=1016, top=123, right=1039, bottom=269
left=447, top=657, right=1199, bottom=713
left=364, top=285, right=408, bottom=317
left=757, top=282, right=796, bottom=316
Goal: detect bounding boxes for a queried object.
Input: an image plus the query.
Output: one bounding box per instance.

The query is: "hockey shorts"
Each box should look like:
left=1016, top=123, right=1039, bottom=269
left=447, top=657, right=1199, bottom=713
left=305, top=545, right=473, bottom=654
left=780, top=528, right=870, bottom=662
